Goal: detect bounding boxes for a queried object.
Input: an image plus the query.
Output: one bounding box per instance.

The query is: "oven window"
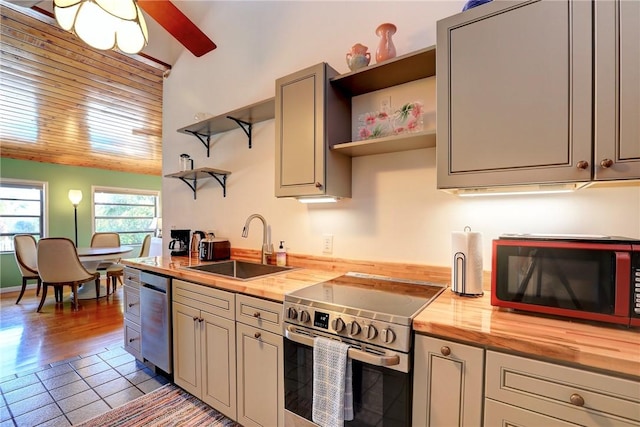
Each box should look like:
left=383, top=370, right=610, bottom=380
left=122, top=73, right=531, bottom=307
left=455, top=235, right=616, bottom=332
left=284, top=339, right=412, bottom=426
left=496, top=246, right=615, bottom=313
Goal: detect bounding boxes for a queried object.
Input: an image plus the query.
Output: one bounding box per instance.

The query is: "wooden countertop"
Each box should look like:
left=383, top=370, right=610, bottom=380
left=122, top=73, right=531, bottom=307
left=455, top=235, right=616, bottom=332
left=414, top=289, right=640, bottom=379
left=121, top=255, right=342, bottom=302
left=122, top=255, right=639, bottom=379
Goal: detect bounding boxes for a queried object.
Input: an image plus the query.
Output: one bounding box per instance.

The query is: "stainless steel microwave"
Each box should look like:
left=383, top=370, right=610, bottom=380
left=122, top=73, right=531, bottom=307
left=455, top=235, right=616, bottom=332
left=491, top=234, right=640, bottom=327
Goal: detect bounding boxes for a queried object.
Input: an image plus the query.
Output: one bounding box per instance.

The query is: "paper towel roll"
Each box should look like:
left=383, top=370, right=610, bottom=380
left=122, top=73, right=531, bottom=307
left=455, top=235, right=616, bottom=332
left=451, top=230, right=483, bottom=296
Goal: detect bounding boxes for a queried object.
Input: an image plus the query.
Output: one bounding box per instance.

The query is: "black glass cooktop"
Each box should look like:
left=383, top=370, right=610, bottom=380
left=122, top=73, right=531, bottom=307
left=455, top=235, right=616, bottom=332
left=286, top=272, right=446, bottom=321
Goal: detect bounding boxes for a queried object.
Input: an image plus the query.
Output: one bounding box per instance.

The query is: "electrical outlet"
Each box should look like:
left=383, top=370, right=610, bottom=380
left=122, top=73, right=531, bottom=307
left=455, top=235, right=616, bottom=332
left=322, top=234, right=333, bottom=254
left=380, top=96, right=391, bottom=113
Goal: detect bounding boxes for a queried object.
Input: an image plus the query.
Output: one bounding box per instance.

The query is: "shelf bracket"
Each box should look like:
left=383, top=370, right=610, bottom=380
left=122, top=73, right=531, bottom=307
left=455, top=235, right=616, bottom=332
left=205, top=172, right=228, bottom=197
left=178, top=177, right=198, bottom=200
left=226, top=116, right=253, bottom=149
left=185, top=130, right=212, bottom=157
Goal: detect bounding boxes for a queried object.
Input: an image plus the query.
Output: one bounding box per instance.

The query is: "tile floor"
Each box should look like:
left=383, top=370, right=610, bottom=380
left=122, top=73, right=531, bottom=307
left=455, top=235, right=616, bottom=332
left=0, top=346, right=169, bottom=427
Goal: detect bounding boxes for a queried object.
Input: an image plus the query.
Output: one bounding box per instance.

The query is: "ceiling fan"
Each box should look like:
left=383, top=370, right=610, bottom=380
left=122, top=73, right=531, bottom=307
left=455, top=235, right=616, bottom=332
left=4, top=0, right=216, bottom=57
left=137, top=0, right=216, bottom=57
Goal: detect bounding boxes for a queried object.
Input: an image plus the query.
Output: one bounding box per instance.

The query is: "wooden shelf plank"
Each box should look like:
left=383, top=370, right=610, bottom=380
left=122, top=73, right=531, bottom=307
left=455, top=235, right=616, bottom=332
left=176, top=97, right=275, bottom=137
left=330, top=46, right=436, bottom=97
left=332, top=130, right=436, bottom=157
left=164, top=167, right=231, bottom=179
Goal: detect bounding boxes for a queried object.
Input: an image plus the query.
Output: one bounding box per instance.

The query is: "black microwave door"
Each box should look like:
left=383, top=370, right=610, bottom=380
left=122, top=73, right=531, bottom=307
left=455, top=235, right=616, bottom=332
left=495, top=246, right=616, bottom=314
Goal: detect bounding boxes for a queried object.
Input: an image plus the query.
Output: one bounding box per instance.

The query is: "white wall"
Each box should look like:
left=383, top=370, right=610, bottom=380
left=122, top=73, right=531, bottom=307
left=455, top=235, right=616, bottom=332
left=162, top=1, right=640, bottom=271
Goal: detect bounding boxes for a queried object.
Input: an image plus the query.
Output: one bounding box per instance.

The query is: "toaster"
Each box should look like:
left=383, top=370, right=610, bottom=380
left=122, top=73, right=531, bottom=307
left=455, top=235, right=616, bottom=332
left=199, top=238, right=231, bottom=261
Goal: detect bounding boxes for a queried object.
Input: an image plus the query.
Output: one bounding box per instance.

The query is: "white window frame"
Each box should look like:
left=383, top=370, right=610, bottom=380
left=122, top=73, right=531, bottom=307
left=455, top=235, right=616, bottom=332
left=91, top=185, right=160, bottom=249
left=0, top=178, right=48, bottom=253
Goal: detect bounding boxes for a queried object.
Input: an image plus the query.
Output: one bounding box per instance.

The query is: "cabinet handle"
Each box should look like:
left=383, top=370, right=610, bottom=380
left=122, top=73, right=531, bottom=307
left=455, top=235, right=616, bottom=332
left=314, top=182, right=322, bottom=188
left=600, top=158, right=614, bottom=168
left=253, top=312, right=261, bottom=318
left=129, top=338, right=135, bottom=343
left=254, top=332, right=261, bottom=339
left=569, top=393, right=585, bottom=407
left=193, top=316, right=199, bottom=322
left=576, top=160, right=589, bottom=170
left=440, top=346, right=451, bottom=356
left=199, top=318, right=204, bottom=323
left=128, top=303, right=135, bottom=308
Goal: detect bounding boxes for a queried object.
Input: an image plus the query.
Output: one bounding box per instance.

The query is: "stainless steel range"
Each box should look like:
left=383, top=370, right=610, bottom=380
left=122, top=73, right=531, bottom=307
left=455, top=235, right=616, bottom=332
left=283, top=272, right=446, bottom=426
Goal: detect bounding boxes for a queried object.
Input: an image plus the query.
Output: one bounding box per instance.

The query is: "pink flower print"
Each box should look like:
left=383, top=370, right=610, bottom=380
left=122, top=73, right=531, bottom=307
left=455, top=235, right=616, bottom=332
left=359, top=127, right=372, bottom=139
left=394, top=126, right=405, bottom=135
left=411, top=102, right=423, bottom=118
left=407, top=119, right=419, bottom=131
left=377, top=111, right=389, bottom=120
left=365, top=114, right=376, bottom=125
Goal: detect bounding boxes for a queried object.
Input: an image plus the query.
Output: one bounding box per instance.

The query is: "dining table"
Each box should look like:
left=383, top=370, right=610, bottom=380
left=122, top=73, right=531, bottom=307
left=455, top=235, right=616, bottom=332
left=75, top=245, right=134, bottom=299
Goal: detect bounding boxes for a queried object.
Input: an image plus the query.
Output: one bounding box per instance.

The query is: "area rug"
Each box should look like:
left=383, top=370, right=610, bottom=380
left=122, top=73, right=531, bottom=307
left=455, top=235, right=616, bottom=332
left=77, top=384, right=240, bottom=426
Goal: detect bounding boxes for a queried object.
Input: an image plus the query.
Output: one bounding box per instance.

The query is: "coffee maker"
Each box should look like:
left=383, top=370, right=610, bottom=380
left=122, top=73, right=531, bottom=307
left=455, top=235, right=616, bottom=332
left=169, top=229, right=190, bottom=256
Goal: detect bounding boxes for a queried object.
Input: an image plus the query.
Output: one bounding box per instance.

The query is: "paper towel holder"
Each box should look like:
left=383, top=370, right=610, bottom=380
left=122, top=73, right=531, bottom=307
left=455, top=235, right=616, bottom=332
left=451, top=226, right=484, bottom=297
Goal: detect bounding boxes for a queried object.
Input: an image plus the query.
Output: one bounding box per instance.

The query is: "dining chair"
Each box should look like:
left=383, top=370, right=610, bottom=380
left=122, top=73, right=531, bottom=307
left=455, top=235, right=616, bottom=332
left=139, top=234, right=152, bottom=257
left=13, top=234, right=42, bottom=304
left=91, top=232, right=123, bottom=294
left=36, top=237, right=100, bottom=312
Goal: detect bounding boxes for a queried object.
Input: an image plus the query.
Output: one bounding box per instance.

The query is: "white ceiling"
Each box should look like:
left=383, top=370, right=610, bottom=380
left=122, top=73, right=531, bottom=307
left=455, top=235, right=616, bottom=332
left=7, top=0, right=215, bottom=65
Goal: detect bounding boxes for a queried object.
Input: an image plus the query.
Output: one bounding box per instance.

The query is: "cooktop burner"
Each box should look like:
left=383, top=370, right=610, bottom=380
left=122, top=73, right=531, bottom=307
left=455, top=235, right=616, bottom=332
left=284, top=272, right=446, bottom=353
left=285, top=272, right=446, bottom=325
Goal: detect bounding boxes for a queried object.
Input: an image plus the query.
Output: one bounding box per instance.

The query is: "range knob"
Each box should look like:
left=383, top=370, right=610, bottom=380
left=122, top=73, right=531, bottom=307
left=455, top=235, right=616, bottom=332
left=286, top=307, right=298, bottom=320
left=348, top=321, right=361, bottom=336
left=299, top=310, right=311, bottom=323
left=363, top=324, right=378, bottom=340
left=380, top=328, right=396, bottom=344
left=331, top=318, right=346, bottom=333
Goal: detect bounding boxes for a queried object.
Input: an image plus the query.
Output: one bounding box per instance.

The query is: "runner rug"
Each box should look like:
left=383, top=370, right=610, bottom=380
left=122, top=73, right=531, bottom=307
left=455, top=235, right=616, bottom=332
left=77, top=384, right=240, bottom=427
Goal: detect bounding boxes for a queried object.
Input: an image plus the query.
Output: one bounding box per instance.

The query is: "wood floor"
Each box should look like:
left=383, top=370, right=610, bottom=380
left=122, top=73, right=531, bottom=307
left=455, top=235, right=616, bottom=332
left=0, top=282, right=124, bottom=378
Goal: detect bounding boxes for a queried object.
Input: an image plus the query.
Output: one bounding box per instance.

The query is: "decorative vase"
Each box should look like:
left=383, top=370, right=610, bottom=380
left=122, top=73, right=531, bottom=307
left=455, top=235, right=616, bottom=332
left=346, top=43, right=371, bottom=71
left=375, top=23, right=397, bottom=63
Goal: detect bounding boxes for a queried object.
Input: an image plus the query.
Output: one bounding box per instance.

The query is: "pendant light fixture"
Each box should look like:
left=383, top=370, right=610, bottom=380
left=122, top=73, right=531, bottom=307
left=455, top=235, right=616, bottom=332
left=53, top=0, right=149, bottom=55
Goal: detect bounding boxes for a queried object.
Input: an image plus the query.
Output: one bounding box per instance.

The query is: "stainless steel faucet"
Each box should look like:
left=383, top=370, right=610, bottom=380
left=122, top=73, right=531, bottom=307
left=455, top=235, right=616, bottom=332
left=242, top=214, right=273, bottom=264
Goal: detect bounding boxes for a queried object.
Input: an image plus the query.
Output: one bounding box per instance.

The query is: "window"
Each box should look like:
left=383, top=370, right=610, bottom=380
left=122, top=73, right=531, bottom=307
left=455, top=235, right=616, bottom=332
left=93, top=187, right=159, bottom=246
left=0, top=180, right=46, bottom=252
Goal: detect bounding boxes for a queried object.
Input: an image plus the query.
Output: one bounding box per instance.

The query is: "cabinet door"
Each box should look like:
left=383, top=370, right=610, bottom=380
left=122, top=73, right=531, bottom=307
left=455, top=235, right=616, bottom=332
left=201, top=310, right=237, bottom=421
left=437, top=0, right=593, bottom=189
left=594, top=0, right=640, bottom=180
left=275, top=63, right=326, bottom=197
left=123, top=319, right=142, bottom=361
left=413, top=335, right=484, bottom=427
left=275, top=63, right=351, bottom=199
left=172, top=302, right=201, bottom=397
left=236, top=323, right=283, bottom=427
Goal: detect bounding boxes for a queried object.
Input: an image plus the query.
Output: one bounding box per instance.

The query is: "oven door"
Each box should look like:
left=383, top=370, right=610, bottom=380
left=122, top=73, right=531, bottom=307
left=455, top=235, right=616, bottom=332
left=284, top=326, right=412, bottom=427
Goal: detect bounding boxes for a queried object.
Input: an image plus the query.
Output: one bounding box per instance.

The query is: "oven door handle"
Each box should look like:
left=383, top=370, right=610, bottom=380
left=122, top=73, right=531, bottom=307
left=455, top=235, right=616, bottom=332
left=284, top=326, right=400, bottom=367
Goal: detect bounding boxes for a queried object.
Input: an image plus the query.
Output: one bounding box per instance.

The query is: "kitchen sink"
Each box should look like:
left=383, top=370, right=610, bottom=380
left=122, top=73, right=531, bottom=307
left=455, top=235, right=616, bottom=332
left=185, top=260, right=294, bottom=281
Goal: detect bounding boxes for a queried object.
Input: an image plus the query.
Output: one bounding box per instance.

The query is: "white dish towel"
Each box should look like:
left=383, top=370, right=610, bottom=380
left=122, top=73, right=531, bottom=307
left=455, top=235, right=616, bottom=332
left=312, top=337, right=354, bottom=427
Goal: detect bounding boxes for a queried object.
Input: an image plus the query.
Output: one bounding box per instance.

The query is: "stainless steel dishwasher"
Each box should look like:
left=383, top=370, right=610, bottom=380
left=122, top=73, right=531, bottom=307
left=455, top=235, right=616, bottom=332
left=140, top=271, right=172, bottom=374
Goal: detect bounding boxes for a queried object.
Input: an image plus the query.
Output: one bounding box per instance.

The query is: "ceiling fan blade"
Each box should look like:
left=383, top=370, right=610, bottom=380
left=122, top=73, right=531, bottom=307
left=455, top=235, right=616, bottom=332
left=137, top=0, right=217, bottom=57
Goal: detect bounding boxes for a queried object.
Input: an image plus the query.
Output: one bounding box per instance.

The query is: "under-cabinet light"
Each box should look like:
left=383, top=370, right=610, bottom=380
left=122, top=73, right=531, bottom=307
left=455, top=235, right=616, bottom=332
left=297, top=197, right=339, bottom=204
left=449, top=183, right=592, bottom=197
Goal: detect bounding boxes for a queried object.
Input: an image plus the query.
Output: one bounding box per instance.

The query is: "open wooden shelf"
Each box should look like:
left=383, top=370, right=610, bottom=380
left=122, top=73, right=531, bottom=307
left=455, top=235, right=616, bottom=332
left=165, top=167, right=231, bottom=199
left=331, top=130, right=436, bottom=157
left=177, top=98, right=275, bottom=156
left=330, top=46, right=436, bottom=97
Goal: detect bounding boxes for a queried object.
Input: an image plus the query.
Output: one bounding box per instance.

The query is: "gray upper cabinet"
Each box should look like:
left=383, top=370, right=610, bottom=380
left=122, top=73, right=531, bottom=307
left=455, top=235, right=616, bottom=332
left=275, top=63, right=351, bottom=199
left=594, top=0, right=640, bottom=180
left=437, top=0, right=595, bottom=190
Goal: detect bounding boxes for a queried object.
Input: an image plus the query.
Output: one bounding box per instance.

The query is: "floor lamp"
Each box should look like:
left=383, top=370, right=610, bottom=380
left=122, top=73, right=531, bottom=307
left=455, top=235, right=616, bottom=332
left=68, top=190, right=83, bottom=246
